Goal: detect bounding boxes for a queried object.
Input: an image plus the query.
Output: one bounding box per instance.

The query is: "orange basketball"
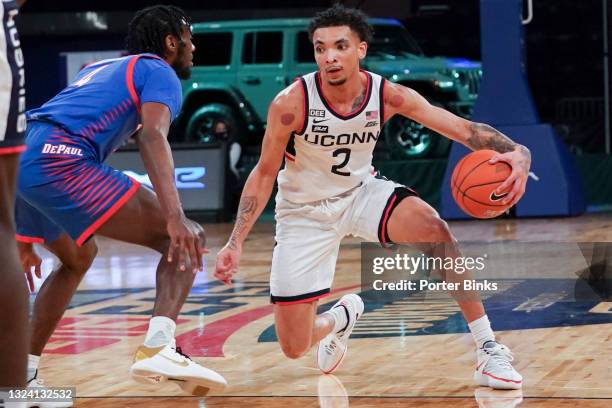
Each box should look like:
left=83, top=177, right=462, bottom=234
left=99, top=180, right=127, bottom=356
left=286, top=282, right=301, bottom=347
left=451, top=149, right=512, bottom=219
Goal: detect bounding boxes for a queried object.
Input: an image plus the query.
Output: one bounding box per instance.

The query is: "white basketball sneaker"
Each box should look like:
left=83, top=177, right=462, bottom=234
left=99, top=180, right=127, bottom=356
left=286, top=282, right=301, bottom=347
left=474, top=341, right=523, bottom=390
left=25, top=374, right=73, bottom=407
left=130, top=339, right=227, bottom=394
left=317, top=294, right=364, bottom=374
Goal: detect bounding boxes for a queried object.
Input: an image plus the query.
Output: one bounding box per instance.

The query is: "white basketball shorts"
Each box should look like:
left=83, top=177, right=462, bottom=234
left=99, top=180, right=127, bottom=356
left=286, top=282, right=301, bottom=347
left=270, top=175, right=417, bottom=304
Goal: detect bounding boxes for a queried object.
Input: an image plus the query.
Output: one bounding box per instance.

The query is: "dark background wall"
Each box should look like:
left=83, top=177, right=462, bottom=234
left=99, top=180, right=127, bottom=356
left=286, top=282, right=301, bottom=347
left=17, top=0, right=609, bottom=153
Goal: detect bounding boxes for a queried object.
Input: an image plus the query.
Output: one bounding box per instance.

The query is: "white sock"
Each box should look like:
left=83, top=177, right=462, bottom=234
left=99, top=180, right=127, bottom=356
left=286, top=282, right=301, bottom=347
left=144, top=316, right=176, bottom=348
left=27, top=354, right=40, bottom=382
left=323, top=305, right=349, bottom=334
left=468, top=315, right=496, bottom=349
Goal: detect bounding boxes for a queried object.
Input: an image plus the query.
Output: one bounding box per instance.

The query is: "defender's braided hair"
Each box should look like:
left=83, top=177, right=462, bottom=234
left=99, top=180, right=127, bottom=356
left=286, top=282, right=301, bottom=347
left=126, top=5, right=190, bottom=57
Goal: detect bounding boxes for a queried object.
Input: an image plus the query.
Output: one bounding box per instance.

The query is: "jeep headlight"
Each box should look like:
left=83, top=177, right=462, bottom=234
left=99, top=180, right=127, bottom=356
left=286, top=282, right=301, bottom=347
left=434, top=80, right=454, bottom=89
left=446, top=69, right=460, bottom=79
left=446, top=69, right=471, bottom=88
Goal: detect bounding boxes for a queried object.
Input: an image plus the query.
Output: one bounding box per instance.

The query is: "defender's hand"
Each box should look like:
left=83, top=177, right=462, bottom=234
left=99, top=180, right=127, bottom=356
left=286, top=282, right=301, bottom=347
left=214, top=244, right=242, bottom=285
left=489, top=145, right=531, bottom=206
left=166, top=216, right=207, bottom=273
left=18, top=242, right=42, bottom=293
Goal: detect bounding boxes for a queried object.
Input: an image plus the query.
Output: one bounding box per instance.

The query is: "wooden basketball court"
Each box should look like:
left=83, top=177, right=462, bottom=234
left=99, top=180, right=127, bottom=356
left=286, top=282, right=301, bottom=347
left=30, top=214, right=612, bottom=407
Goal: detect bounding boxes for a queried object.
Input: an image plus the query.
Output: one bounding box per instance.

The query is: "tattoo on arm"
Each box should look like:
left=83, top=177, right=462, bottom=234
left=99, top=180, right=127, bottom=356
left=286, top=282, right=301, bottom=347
left=467, top=123, right=516, bottom=153
left=228, top=196, right=258, bottom=250
left=468, top=123, right=531, bottom=172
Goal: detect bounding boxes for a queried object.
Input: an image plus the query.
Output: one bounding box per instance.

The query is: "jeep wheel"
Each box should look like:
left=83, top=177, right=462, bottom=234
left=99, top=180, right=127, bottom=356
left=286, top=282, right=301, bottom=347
left=185, top=103, right=245, bottom=145
left=383, top=103, right=451, bottom=159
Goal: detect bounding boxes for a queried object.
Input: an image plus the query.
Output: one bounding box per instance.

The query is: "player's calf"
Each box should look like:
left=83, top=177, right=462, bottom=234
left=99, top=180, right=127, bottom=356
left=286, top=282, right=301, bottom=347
left=273, top=301, right=322, bottom=359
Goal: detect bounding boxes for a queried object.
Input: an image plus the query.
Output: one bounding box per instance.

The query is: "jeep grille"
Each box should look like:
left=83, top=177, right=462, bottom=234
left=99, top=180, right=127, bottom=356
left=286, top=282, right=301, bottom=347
left=459, top=70, right=482, bottom=96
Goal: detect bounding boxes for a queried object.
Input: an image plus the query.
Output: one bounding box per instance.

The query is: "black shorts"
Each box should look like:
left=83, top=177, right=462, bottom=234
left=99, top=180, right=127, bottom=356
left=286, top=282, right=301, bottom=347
left=0, top=0, right=26, bottom=155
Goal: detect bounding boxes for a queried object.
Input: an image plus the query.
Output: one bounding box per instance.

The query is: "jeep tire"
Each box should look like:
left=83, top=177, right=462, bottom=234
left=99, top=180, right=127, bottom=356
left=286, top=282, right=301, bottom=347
left=185, top=103, right=245, bottom=146
left=382, top=102, right=451, bottom=159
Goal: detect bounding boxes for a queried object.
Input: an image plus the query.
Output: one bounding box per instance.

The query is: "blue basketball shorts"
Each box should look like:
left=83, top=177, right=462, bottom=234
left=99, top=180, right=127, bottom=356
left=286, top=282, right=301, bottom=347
left=15, top=122, right=140, bottom=246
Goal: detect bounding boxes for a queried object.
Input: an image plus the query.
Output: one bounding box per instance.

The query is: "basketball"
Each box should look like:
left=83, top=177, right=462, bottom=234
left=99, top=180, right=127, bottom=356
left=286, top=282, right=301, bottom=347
left=451, top=149, right=512, bottom=219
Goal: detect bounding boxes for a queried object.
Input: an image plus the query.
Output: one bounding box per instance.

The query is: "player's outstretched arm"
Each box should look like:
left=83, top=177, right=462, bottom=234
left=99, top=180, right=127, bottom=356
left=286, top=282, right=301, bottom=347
left=383, top=81, right=531, bottom=205
left=137, top=102, right=205, bottom=272
left=214, top=82, right=304, bottom=284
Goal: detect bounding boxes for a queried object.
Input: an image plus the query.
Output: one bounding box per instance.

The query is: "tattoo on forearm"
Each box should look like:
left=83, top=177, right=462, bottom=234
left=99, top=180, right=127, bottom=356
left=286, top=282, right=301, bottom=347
left=468, top=123, right=516, bottom=153
left=228, top=196, right=257, bottom=250
left=468, top=123, right=531, bottom=172
left=351, top=88, right=366, bottom=110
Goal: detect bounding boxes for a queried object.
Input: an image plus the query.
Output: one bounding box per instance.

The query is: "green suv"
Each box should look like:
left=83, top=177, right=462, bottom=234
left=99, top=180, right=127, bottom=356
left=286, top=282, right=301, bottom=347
left=173, top=18, right=482, bottom=158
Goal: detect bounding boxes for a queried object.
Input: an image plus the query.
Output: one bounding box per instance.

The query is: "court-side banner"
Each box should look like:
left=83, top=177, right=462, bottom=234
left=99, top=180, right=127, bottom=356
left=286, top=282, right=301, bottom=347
left=106, top=145, right=226, bottom=212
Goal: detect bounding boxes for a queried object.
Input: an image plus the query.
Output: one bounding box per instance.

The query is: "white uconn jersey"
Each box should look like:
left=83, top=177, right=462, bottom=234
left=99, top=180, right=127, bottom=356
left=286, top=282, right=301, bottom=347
left=277, top=70, right=386, bottom=203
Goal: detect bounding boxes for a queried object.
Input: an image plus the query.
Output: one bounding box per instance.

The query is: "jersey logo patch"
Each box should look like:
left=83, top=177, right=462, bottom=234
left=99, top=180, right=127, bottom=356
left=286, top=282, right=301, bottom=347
left=366, top=110, right=378, bottom=120
left=309, top=109, right=326, bottom=118
left=312, top=125, right=328, bottom=133
left=365, top=121, right=378, bottom=128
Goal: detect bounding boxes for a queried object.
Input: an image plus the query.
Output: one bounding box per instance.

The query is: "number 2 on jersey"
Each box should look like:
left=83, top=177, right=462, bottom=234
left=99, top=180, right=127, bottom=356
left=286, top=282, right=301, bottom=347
left=331, top=148, right=351, bottom=176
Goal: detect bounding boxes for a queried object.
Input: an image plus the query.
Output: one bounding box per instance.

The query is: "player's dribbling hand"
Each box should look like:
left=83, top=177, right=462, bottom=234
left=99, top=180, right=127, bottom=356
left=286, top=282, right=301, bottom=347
left=17, top=242, right=42, bottom=293
left=166, top=216, right=207, bottom=274
left=214, top=244, right=241, bottom=286
left=489, top=145, right=531, bottom=206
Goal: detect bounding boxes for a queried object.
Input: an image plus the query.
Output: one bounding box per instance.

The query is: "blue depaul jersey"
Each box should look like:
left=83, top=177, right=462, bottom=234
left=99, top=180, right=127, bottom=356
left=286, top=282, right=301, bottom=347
left=26, top=54, right=182, bottom=162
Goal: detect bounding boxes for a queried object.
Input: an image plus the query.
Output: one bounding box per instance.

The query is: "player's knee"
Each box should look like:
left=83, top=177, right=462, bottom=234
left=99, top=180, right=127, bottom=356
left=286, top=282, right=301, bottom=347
left=279, top=341, right=309, bottom=359
left=429, top=216, right=453, bottom=242
left=277, top=333, right=310, bottom=359
left=66, top=243, right=98, bottom=275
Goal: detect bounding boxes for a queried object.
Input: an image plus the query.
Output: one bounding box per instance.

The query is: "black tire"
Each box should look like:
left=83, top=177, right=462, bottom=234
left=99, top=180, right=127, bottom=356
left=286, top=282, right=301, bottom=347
left=185, top=103, right=246, bottom=146
left=382, top=102, right=451, bottom=159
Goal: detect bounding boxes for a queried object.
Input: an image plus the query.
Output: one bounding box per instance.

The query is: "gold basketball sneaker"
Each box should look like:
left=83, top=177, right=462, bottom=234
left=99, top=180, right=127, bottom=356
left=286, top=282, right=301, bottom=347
left=317, top=293, right=364, bottom=374
left=130, top=339, right=227, bottom=395
left=474, top=341, right=523, bottom=390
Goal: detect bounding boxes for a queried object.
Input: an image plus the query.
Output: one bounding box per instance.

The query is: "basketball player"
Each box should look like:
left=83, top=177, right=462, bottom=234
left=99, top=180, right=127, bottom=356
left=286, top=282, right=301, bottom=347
left=0, top=1, right=28, bottom=407
left=216, top=4, right=530, bottom=389
left=14, top=5, right=227, bottom=399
